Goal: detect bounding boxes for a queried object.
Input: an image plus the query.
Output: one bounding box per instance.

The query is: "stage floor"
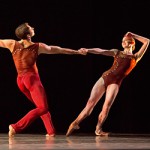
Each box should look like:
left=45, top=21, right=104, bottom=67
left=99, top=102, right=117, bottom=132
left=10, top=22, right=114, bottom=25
left=0, top=133, right=150, bottom=150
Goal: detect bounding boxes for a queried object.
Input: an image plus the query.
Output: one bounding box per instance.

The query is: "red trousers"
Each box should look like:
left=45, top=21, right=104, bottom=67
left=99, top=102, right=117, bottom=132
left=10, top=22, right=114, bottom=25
left=11, top=72, right=55, bottom=135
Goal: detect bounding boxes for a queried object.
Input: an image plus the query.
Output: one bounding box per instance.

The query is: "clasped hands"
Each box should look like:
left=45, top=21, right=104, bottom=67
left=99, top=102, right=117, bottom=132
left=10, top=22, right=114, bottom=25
left=78, top=48, right=88, bottom=55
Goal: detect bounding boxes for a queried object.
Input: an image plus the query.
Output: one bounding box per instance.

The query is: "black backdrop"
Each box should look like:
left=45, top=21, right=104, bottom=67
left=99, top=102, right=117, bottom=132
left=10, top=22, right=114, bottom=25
left=0, top=0, right=150, bottom=134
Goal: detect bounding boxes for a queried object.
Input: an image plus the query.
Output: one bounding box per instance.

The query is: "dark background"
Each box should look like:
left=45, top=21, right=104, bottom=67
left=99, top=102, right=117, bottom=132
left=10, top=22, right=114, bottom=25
left=0, top=0, right=150, bottom=135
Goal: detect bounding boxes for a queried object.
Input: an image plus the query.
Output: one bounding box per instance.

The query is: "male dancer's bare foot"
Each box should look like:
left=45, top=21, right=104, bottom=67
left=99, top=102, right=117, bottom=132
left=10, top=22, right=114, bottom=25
left=45, top=134, right=55, bottom=137
left=66, top=121, right=80, bottom=136
left=8, top=125, right=16, bottom=138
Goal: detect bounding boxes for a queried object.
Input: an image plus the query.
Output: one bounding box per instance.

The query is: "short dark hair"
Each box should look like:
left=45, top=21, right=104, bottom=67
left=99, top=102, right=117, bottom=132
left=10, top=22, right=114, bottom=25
left=15, top=22, right=30, bottom=39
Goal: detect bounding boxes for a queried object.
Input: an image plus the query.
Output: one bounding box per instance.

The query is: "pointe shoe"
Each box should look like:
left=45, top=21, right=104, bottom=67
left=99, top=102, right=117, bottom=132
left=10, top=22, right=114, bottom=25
left=66, top=122, right=80, bottom=136
left=45, top=134, right=55, bottom=137
left=8, top=125, right=16, bottom=138
left=95, top=129, right=110, bottom=136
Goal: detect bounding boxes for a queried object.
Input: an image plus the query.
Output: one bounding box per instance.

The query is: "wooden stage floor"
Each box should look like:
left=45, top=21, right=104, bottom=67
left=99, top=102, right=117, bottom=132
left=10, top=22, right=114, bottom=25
left=0, top=133, right=150, bottom=150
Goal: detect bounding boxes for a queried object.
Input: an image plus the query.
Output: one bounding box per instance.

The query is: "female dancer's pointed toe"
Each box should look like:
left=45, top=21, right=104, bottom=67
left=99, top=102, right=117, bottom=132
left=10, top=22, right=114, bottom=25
left=66, top=122, right=80, bottom=136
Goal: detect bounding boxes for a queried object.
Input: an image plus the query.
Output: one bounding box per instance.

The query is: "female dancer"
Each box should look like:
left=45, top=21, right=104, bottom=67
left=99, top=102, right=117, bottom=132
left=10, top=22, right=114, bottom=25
left=66, top=32, right=149, bottom=136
